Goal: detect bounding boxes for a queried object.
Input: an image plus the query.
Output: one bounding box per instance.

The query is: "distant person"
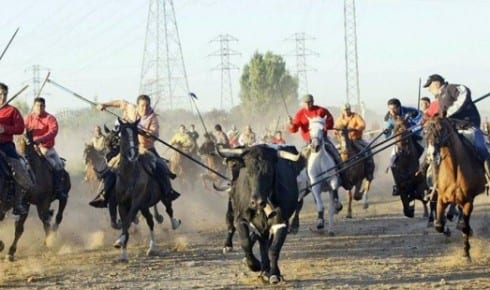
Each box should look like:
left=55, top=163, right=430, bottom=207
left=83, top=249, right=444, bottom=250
left=420, top=97, right=431, bottom=115
left=270, top=130, right=286, bottom=144
left=213, top=124, right=229, bottom=147
left=227, top=125, right=240, bottom=148
left=186, top=124, right=199, bottom=154
left=91, top=125, right=106, bottom=152
left=239, top=125, right=256, bottom=146
left=260, top=128, right=273, bottom=144
left=170, top=124, right=195, bottom=153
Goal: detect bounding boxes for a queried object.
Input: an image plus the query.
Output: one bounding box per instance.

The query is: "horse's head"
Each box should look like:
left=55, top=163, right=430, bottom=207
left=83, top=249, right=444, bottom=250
left=393, top=116, right=414, bottom=155
left=118, top=118, right=139, bottom=162
left=423, top=117, right=450, bottom=163
left=336, top=126, right=351, bottom=160
left=104, top=124, right=121, bottom=161
left=308, top=116, right=326, bottom=152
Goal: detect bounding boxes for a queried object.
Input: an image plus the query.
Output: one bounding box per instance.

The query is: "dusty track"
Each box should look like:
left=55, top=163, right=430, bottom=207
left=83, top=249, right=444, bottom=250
left=1, top=175, right=490, bottom=289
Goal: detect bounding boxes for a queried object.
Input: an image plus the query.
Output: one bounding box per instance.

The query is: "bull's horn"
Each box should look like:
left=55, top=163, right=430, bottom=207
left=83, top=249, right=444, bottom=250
left=277, top=150, right=301, bottom=162
left=213, top=182, right=232, bottom=192
left=217, top=147, right=248, bottom=158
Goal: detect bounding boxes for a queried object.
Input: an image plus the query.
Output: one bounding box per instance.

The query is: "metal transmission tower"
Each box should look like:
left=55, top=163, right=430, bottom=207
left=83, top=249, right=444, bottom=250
left=25, top=65, right=49, bottom=100
left=344, top=0, right=362, bottom=115
left=139, top=0, right=191, bottom=111
left=209, top=34, right=240, bottom=110
left=285, top=32, right=318, bottom=96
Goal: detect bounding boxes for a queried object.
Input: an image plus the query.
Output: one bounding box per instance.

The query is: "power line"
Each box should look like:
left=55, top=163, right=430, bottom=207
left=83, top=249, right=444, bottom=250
left=209, top=34, right=240, bottom=110
left=285, top=32, right=318, bottom=96
left=139, top=0, right=191, bottom=111
left=24, top=64, right=50, bottom=103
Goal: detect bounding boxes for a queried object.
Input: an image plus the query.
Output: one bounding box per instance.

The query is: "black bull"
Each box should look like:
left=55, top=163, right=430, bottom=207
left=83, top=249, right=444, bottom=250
left=217, top=145, right=304, bottom=284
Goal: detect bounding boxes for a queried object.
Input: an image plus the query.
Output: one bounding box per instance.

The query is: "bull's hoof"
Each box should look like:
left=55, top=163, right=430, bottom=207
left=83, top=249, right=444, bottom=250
left=0, top=241, right=4, bottom=252
left=443, top=228, right=451, bottom=237
left=223, top=246, right=233, bottom=254
left=155, top=214, right=164, bottom=224
left=269, top=275, right=283, bottom=284
left=259, top=271, right=270, bottom=283
left=114, top=257, right=128, bottom=263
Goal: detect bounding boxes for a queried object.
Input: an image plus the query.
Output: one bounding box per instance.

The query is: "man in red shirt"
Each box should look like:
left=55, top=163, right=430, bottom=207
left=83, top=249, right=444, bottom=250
left=25, top=97, right=66, bottom=200
left=0, top=83, right=33, bottom=215
left=288, top=94, right=343, bottom=212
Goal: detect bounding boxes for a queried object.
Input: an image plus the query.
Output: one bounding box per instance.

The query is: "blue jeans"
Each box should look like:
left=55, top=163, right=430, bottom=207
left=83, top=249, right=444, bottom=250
left=0, top=142, right=20, bottom=159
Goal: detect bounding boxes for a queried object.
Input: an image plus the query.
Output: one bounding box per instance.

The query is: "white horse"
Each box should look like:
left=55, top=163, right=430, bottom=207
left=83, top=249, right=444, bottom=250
left=302, top=116, right=341, bottom=235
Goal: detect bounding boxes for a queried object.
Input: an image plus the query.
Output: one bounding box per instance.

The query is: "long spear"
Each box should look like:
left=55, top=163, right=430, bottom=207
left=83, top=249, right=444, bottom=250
left=417, top=77, right=422, bottom=112
left=35, top=72, right=51, bottom=99
left=0, top=85, right=29, bottom=110
left=188, top=92, right=210, bottom=137
left=0, top=27, right=20, bottom=63
left=47, top=79, right=229, bottom=180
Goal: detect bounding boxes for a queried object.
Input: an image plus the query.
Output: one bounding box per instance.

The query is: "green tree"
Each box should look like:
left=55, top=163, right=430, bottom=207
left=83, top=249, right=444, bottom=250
left=239, top=51, right=298, bottom=114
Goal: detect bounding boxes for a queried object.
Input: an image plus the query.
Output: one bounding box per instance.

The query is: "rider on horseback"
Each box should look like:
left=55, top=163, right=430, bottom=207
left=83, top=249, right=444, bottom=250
left=423, top=74, right=490, bottom=188
left=334, top=103, right=375, bottom=187
left=24, top=97, right=67, bottom=200
left=89, top=95, right=180, bottom=208
left=0, top=83, right=33, bottom=216
left=288, top=94, right=343, bottom=209
left=170, top=124, right=195, bottom=153
left=383, top=98, right=423, bottom=196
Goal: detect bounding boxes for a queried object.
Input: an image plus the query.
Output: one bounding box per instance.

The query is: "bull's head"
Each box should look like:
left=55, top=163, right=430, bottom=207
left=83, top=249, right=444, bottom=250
left=217, top=145, right=302, bottom=211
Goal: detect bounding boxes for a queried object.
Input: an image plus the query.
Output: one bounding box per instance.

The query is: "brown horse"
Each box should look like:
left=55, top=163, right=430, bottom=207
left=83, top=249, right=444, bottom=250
left=169, top=145, right=200, bottom=192
left=198, top=136, right=226, bottom=189
left=391, top=117, right=429, bottom=219
left=424, top=117, right=487, bottom=261
left=336, top=128, right=373, bottom=218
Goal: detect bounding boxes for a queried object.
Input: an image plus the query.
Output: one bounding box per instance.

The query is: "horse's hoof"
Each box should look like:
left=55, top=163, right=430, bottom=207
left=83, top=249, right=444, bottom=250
left=288, top=226, right=299, bottom=235
left=0, top=241, right=4, bottom=252
left=363, top=203, right=369, bottom=210
left=146, top=249, right=158, bottom=256
left=269, top=275, right=282, bottom=284
left=171, top=218, right=181, bottom=230
left=6, top=254, right=14, bottom=262
left=353, top=192, right=363, bottom=201
left=111, top=221, right=122, bottom=230
left=223, top=246, right=233, bottom=254
left=327, top=231, right=335, bottom=237
left=155, top=214, right=164, bottom=224
left=113, top=235, right=126, bottom=249
left=444, top=228, right=451, bottom=237
left=345, top=213, right=352, bottom=219
left=51, top=223, right=59, bottom=232
left=334, top=201, right=343, bottom=214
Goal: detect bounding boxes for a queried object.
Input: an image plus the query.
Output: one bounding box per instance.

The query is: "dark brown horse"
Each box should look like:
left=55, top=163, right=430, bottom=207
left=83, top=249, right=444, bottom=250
left=336, top=128, right=373, bottom=218
left=198, top=136, right=226, bottom=189
left=169, top=145, right=200, bottom=192
left=391, top=117, right=429, bottom=218
left=112, top=118, right=177, bottom=262
left=0, top=132, right=70, bottom=261
left=424, top=117, right=487, bottom=261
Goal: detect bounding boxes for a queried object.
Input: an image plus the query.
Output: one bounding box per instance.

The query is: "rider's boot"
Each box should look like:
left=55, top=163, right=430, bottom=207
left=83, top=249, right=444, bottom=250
left=89, top=170, right=116, bottom=208
left=13, top=188, right=28, bottom=216
left=53, top=169, right=67, bottom=200
left=155, top=160, right=180, bottom=201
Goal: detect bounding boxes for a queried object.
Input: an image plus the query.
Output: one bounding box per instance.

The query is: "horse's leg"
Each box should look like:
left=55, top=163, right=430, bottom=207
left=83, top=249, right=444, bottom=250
left=446, top=203, right=458, bottom=222
left=108, top=195, right=121, bottom=230
left=461, top=202, right=474, bottom=262
left=152, top=204, right=164, bottom=224
left=289, top=199, right=303, bottom=234
left=428, top=198, right=437, bottom=227
left=52, top=196, right=67, bottom=232
left=223, top=197, right=235, bottom=253
left=435, top=196, right=450, bottom=236
left=310, top=183, right=325, bottom=230
left=326, top=190, right=335, bottom=236
left=7, top=208, right=29, bottom=262
left=161, top=198, right=180, bottom=230
left=140, top=208, right=157, bottom=256
left=346, top=189, right=353, bottom=218
left=113, top=203, right=132, bottom=262
left=36, top=203, right=52, bottom=245
left=421, top=199, right=429, bottom=219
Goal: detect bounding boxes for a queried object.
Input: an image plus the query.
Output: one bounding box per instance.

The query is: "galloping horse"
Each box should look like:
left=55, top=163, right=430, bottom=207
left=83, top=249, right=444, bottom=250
left=0, top=132, right=70, bottom=261
left=336, top=127, right=372, bottom=218
left=306, top=116, right=341, bottom=235
left=424, top=117, right=487, bottom=261
left=169, top=144, right=200, bottom=192
left=112, top=118, right=176, bottom=262
left=198, top=136, right=226, bottom=189
left=391, top=117, right=429, bottom=219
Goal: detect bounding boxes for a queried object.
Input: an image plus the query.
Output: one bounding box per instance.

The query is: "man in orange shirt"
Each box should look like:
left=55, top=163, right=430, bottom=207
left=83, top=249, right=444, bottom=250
left=25, top=97, right=66, bottom=200
left=334, top=103, right=374, bottom=183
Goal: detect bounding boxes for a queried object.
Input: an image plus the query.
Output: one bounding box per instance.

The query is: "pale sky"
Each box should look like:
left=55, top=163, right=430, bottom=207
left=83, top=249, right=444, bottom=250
left=1, top=0, right=489, bottom=114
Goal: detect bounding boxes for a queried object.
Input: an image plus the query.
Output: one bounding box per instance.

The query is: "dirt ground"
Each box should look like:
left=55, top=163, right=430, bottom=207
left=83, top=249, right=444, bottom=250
left=1, top=172, right=490, bottom=289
